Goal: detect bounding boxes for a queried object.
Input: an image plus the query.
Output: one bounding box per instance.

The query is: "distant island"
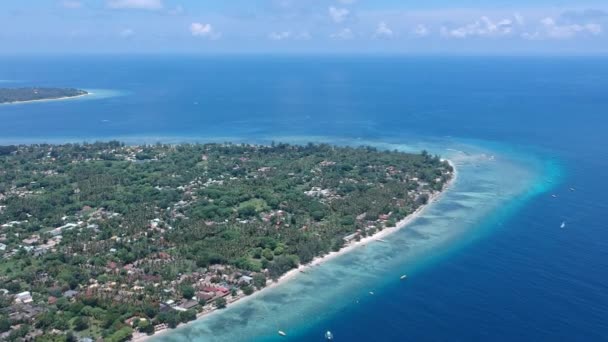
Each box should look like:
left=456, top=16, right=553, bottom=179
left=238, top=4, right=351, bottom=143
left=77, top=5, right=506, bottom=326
left=0, top=142, right=453, bottom=341
left=0, top=87, right=88, bottom=104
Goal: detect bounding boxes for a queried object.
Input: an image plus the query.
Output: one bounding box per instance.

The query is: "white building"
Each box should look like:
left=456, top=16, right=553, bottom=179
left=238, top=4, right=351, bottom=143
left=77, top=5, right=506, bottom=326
left=15, top=291, right=33, bottom=304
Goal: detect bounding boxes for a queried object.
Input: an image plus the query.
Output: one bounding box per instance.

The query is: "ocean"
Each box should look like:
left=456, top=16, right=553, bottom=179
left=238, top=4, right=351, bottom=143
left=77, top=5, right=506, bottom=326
left=1, top=56, right=607, bottom=341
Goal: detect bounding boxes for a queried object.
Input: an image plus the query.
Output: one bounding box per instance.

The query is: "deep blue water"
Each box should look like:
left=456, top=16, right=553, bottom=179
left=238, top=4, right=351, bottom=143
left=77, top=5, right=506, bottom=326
left=1, top=56, right=607, bottom=341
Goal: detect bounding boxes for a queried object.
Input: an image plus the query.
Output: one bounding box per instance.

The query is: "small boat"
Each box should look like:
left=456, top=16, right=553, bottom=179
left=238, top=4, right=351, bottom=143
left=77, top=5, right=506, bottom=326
left=551, top=194, right=558, bottom=198
left=377, top=239, right=388, bottom=243
left=561, top=221, right=566, bottom=229
left=369, top=291, right=374, bottom=295
left=325, top=330, right=334, bottom=340
left=278, top=330, right=287, bottom=336
left=400, top=274, right=408, bottom=280
left=569, top=187, right=576, bottom=191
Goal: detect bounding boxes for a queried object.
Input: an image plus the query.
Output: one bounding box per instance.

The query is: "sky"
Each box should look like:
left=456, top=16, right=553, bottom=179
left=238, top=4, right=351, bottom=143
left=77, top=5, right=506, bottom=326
left=1, top=0, right=608, bottom=54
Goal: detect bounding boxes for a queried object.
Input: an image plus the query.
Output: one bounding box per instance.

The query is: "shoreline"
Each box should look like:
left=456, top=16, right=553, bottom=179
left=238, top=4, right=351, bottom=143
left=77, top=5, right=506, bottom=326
left=0, top=92, right=91, bottom=105
left=135, top=160, right=457, bottom=341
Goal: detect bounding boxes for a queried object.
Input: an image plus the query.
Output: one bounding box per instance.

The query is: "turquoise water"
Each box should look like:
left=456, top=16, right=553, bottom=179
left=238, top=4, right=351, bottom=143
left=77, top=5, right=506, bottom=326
left=0, top=56, right=606, bottom=341
left=148, top=138, right=557, bottom=342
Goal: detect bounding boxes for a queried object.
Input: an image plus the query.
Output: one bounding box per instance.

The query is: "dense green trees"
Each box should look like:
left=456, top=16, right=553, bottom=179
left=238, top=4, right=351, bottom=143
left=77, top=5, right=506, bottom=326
left=105, top=327, right=133, bottom=342
left=0, top=88, right=87, bottom=104
left=0, top=145, right=17, bottom=155
left=253, top=273, right=267, bottom=289
left=214, top=297, right=227, bottom=309
left=72, top=316, right=89, bottom=331
left=181, top=285, right=195, bottom=299
left=0, top=316, right=10, bottom=333
left=0, top=142, right=451, bottom=339
left=268, top=255, right=299, bottom=279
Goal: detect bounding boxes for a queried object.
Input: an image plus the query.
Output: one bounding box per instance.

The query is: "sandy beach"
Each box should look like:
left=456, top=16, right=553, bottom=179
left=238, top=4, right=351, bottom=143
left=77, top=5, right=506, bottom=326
left=0, top=92, right=91, bottom=105
left=135, top=160, right=457, bottom=341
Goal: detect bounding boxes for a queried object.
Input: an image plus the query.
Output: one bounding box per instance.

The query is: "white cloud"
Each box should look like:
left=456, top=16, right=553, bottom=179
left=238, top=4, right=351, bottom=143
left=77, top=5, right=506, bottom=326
left=120, top=28, right=135, bottom=38
left=441, top=16, right=515, bottom=39
left=587, top=24, right=603, bottom=35
left=190, top=23, right=221, bottom=40
left=61, top=0, right=82, bottom=9
left=269, top=31, right=291, bottom=41
left=168, top=5, right=184, bottom=15
left=523, top=17, right=602, bottom=40
left=514, top=13, right=525, bottom=26
left=413, top=24, right=430, bottom=37
left=268, top=31, right=312, bottom=41
left=330, top=28, right=354, bottom=40
left=329, top=7, right=350, bottom=23
left=297, top=31, right=312, bottom=40
left=374, top=22, right=393, bottom=38
left=107, top=0, right=163, bottom=10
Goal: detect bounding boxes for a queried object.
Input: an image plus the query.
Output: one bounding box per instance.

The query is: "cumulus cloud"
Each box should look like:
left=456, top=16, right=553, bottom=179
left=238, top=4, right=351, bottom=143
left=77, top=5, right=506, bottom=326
left=168, top=5, right=184, bottom=15
left=268, top=31, right=312, bottom=41
left=514, top=13, right=525, bottom=26
left=413, top=24, right=430, bottom=37
left=329, top=7, right=350, bottom=23
left=374, top=22, right=393, bottom=38
left=61, top=0, right=82, bottom=9
left=106, top=0, right=163, bottom=10
left=268, top=31, right=291, bottom=41
left=297, top=31, right=312, bottom=40
left=522, top=17, right=602, bottom=40
left=441, top=16, right=517, bottom=39
left=330, top=28, right=354, bottom=40
left=120, top=28, right=135, bottom=38
left=190, top=23, right=221, bottom=40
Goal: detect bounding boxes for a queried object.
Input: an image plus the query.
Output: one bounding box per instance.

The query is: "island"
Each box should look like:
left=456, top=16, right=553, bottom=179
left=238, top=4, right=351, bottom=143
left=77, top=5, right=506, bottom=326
left=0, top=142, right=453, bottom=341
left=0, top=88, right=88, bottom=104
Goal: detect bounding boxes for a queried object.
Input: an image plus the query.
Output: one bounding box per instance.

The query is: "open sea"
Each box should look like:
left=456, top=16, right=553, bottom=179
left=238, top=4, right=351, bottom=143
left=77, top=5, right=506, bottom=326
left=1, top=56, right=607, bottom=341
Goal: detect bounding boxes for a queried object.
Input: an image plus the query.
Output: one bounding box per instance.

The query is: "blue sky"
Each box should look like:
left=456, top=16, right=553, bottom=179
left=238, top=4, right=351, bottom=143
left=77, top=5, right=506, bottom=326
left=1, top=0, right=607, bottom=54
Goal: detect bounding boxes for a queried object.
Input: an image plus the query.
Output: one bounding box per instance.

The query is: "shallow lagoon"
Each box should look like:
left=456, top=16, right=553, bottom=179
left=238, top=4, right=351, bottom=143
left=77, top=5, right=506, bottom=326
left=151, top=137, right=557, bottom=342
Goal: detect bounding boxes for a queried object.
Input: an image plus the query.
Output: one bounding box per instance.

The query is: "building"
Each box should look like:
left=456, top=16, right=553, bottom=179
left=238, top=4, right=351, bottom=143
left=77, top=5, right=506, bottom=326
left=196, top=292, right=214, bottom=302
left=343, top=232, right=359, bottom=243
left=63, top=290, right=79, bottom=299
left=14, top=291, right=33, bottom=304
left=179, top=300, right=199, bottom=310
left=239, top=275, right=253, bottom=285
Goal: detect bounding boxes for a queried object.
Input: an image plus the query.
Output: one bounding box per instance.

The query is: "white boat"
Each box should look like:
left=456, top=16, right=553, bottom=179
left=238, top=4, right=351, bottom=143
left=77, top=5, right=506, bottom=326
left=278, top=330, right=287, bottom=336
left=325, top=330, right=334, bottom=340
left=369, top=291, right=374, bottom=295
left=400, top=274, right=408, bottom=280
left=561, top=221, right=566, bottom=228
